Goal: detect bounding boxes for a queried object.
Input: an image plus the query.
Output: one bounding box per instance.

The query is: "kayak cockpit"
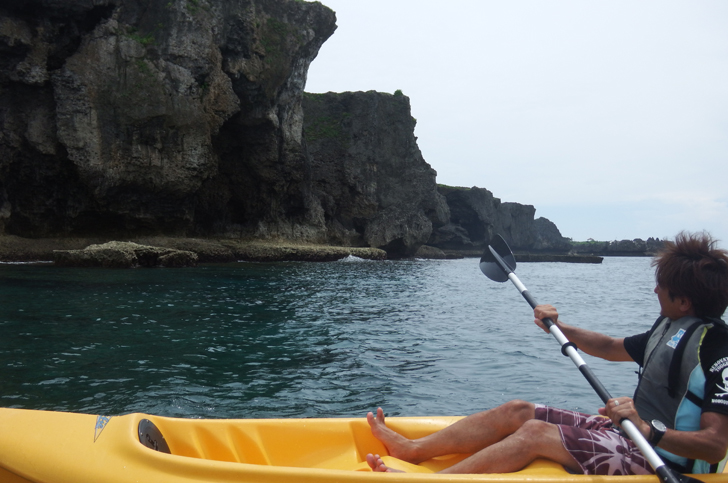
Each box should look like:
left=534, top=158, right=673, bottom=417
left=136, top=414, right=476, bottom=472
left=134, top=414, right=572, bottom=475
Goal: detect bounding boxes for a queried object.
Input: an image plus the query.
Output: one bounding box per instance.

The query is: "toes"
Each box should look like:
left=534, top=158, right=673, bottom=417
left=366, top=453, right=387, bottom=472
left=367, top=408, right=386, bottom=428
left=366, top=453, right=403, bottom=473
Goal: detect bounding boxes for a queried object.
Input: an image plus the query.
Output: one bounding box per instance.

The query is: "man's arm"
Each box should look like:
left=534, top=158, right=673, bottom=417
left=533, top=304, right=633, bottom=362
left=658, top=412, right=728, bottom=463
left=603, top=400, right=728, bottom=464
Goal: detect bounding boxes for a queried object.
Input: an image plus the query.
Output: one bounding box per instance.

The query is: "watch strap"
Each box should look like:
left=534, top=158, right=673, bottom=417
left=649, top=421, right=665, bottom=446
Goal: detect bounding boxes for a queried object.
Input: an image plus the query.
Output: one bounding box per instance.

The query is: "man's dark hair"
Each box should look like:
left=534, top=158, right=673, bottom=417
left=652, top=231, right=728, bottom=318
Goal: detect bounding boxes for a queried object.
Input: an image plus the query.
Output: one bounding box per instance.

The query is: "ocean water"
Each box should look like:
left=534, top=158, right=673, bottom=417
left=0, top=256, right=658, bottom=419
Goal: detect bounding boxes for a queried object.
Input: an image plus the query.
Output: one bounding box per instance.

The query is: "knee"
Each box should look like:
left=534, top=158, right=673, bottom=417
left=488, top=400, right=535, bottom=432
left=500, top=399, right=535, bottom=419
left=516, top=419, right=552, bottom=439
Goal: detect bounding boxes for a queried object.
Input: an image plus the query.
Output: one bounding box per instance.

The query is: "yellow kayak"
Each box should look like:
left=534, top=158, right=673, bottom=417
left=0, top=408, right=726, bottom=482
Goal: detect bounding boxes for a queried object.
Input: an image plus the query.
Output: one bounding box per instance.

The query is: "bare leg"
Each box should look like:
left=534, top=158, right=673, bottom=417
left=367, top=410, right=580, bottom=474
left=367, top=400, right=536, bottom=465
left=439, top=419, right=580, bottom=474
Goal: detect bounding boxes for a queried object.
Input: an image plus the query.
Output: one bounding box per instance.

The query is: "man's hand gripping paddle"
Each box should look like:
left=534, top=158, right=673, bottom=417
left=480, top=235, right=703, bottom=483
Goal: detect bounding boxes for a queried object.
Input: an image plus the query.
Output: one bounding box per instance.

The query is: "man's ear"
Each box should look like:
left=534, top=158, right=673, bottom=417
left=678, top=296, right=694, bottom=315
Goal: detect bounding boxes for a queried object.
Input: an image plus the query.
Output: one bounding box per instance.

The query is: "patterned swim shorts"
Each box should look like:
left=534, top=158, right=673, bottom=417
left=534, top=404, right=653, bottom=475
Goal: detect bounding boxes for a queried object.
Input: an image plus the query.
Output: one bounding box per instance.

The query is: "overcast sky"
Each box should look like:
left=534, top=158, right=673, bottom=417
left=305, top=1, right=728, bottom=244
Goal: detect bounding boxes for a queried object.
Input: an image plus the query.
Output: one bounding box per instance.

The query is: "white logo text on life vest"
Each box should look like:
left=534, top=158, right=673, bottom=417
left=667, top=329, right=686, bottom=349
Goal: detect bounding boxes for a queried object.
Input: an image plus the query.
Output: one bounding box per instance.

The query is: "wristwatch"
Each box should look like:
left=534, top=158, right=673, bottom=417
left=649, top=419, right=667, bottom=446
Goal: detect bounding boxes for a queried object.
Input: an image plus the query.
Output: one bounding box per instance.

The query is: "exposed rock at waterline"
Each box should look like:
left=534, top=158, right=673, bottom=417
left=53, top=241, right=198, bottom=267
left=413, top=244, right=448, bottom=260
left=3, top=235, right=387, bottom=263
left=570, top=237, right=665, bottom=256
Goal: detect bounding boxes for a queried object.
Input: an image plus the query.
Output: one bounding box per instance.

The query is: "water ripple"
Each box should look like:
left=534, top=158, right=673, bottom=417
left=0, top=258, right=657, bottom=418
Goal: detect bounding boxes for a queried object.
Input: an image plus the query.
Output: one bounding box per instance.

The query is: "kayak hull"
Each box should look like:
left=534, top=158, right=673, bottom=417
left=0, top=408, right=725, bottom=482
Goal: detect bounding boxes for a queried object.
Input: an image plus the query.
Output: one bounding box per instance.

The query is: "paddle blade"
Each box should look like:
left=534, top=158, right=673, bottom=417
left=479, top=235, right=517, bottom=283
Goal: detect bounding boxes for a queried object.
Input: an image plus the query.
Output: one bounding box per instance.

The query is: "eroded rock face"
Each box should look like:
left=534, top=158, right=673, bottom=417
left=533, top=217, right=572, bottom=252
left=303, top=91, right=448, bottom=257
left=0, top=1, right=572, bottom=258
left=0, top=0, right=336, bottom=237
left=429, top=185, right=571, bottom=253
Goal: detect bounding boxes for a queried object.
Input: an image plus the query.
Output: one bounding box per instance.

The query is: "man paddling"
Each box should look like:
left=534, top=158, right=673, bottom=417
left=366, top=231, right=728, bottom=475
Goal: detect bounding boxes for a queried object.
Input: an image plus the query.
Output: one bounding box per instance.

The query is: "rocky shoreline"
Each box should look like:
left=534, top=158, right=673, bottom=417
left=0, top=235, right=616, bottom=266
left=430, top=247, right=603, bottom=263
left=0, top=236, right=387, bottom=264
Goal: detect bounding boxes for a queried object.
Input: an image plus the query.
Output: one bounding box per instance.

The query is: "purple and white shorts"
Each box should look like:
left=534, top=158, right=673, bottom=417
left=534, top=404, right=653, bottom=475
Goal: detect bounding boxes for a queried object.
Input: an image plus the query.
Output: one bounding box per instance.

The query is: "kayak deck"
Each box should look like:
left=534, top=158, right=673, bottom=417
left=1, top=408, right=726, bottom=482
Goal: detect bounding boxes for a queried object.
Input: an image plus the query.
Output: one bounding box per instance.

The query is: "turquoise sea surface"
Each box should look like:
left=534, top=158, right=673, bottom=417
left=0, top=256, right=657, bottom=419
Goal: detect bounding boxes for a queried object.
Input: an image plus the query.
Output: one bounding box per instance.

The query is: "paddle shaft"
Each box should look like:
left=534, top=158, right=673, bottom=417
left=509, top=273, right=612, bottom=402
left=488, top=247, right=698, bottom=483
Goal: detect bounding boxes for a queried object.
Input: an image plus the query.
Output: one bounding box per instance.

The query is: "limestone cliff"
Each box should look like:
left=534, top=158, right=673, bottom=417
left=0, top=0, right=569, bottom=259
left=0, top=0, right=335, bottom=239
left=303, top=91, right=448, bottom=257
left=429, top=185, right=571, bottom=253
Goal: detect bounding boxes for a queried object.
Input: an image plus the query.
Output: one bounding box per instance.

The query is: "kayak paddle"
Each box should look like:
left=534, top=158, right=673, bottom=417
left=479, top=234, right=703, bottom=483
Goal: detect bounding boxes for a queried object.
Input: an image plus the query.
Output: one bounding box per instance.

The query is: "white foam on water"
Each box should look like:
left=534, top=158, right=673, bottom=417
left=337, top=255, right=369, bottom=263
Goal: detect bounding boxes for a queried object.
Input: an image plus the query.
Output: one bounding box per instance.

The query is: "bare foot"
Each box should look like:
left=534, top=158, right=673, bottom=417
left=366, top=407, right=422, bottom=463
left=366, top=453, right=404, bottom=473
